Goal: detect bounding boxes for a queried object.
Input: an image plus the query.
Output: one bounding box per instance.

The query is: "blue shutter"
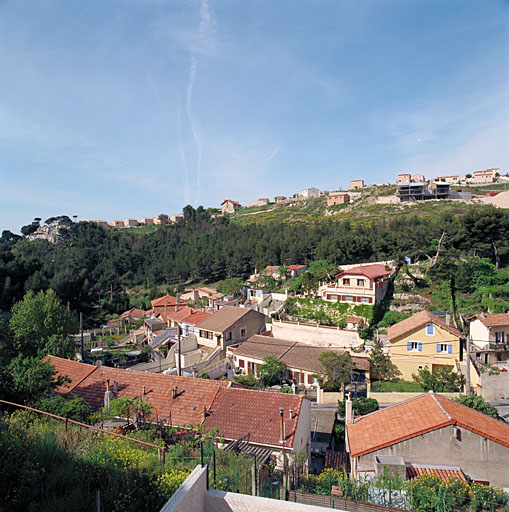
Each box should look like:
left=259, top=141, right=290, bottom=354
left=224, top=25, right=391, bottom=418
left=436, top=344, right=440, bottom=353
left=418, top=342, right=422, bottom=352
left=407, top=342, right=412, bottom=351
left=448, top=344, right=452, bottom=354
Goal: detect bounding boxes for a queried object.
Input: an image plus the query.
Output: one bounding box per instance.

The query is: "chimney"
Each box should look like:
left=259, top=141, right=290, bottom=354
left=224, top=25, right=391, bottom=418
left=445, top=312, right=451, bottom=325
left=104, top=380, right=114, bottom=410
left=176, top=294, right=181, bottom=312
left=113, top=379, right=119, bottom=393
left=289, top=409, right=293, bottom=420
left=165, top=300, right=168, bottom=312
left=279, top=407, right=284, bottom=443
left=345, top=392, right=353, bottom=424
left=142, top=385, right=146, bottom=396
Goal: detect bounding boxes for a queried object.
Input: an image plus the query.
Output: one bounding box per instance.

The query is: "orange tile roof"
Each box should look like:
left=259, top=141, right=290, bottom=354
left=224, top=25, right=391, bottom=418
left=181, top=310, right=213, bottom=325
left=388, top=310, right=462, bottom=341
left=157, top=306, right=195, bottom=323
left=473, top=313, right=509, bottom=328
left=204, top=387, right=305, bottom=447
left=347, top=392, right=509, bottom=458
left=151, top=295, right=178, bottom=307
left=287, top=265, right=307, bottom=271
left=46, top=356, right=305, bottom=449
left=406, top=464, right=467, bottom=482
left=336, top=264, right=393, bottom=280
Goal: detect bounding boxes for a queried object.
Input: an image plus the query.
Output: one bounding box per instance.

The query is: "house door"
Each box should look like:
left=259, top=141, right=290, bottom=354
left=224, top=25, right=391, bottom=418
left=216, top=335, right=221, bottom=347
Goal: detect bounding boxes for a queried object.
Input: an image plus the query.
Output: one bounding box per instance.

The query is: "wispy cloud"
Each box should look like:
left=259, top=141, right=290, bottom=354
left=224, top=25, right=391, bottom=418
left=177, top=102, right=191, bottom=204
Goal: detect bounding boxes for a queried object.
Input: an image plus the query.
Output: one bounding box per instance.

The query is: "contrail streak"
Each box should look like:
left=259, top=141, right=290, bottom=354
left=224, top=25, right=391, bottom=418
left=262, top=142, right=284, bottom=167
left=186, top=55, right=202, bottom=205
left=177, top=103, right=191, bottom=205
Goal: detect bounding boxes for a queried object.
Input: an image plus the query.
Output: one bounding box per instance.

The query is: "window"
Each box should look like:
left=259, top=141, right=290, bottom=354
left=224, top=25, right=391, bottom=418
left=436, top=343, right=452, bottom=353
left=407, top=341, right=422, bottom=351
left=240, top=328, right=246, bottom=337
left=226, top=331, right=232, bottom=341
left=426, top=324, right=435, bottom=335
left=357, top=279, right=365, bottom=287
left=238, top=358, right=245, bottom=368
left=360, top=297, right=370, bottom=304
left=343, top=278, right=350, bottom=286
left=495, top=331, right=505, bottom=343
left=199, top=330, right=212, bottom=339
left=418, top=365, right=424, bottom=370
left=345, top=295, right=354, bottom=302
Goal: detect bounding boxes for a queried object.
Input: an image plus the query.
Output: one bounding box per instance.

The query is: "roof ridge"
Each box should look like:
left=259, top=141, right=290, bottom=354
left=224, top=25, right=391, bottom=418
left=429, top=392, right=452, bottom=421
left=354, top=393, right=430, bottom=421
left=278, top=342, right=298, bottom=360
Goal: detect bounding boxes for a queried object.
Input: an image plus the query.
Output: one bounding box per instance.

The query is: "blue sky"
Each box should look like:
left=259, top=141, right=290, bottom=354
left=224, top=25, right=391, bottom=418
left=1, top=0, right=508, bottom=232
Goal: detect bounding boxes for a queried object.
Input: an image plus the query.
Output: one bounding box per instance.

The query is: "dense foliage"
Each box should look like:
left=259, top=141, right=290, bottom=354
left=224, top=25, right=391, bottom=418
left=1, top=205, right=507, bottom=324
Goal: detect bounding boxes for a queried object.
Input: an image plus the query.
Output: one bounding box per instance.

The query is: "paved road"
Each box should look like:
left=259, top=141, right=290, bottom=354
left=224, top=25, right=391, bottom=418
left=490, top=400, right=509, bottom=422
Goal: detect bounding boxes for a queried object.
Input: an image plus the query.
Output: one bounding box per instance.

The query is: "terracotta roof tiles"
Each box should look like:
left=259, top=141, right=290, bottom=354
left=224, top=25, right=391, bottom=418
left=473, top=313, right=509, bottom=328
left=388, top=310, right=462, bottom=341
left=347, top=392, right=509, bottom=458
left=336, top=264, right=393, bottom=280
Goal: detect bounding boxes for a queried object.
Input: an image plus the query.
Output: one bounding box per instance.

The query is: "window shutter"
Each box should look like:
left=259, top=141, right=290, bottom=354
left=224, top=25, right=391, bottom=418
left=418, top=342, right=422, bottom=352
left=436, top=344, right=440, bottom=353
left=448, top=344, right=452, bottom=354
left=407, top=342, right=412, bottom=351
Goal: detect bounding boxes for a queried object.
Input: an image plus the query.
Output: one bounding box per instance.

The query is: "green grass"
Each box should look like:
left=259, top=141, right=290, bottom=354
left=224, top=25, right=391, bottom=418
left=371, top=381, right=425, bottom=392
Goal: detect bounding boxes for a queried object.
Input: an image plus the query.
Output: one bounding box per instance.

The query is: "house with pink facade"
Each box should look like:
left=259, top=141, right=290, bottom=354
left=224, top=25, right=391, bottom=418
left=318, top=264, right=394, bottom=305
left=327, top=192, right=350, bottom=206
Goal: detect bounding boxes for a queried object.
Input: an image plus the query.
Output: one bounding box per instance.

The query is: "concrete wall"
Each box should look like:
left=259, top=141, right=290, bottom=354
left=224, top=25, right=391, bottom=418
left=271, top=321, right=362, bottom=349
left=470, top=319, right=509, bottom=349
left=355, top=425, right=509, bottom=488
left=161, top=465, right=341, bottom=512
left=160, top=465, right=207, bottom=512
left=479, top=371, right=509, bottom=400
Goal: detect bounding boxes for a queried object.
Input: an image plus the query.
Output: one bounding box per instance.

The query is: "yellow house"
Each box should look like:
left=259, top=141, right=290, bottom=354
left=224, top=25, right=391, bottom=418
left=388, top=310, right=464, bottom=381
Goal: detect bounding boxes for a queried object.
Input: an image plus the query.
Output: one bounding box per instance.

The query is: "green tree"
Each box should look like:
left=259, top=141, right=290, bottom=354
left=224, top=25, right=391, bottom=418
left=10, top=289, right=78, bottom=358
left=318, top=352, right=353, bottom=391
left=368, top=344, right=401, bottom=381
left=455, top=394, right=502, bottom=420
left=37, top=393, right=91, bottom=423
left=412, top=366, right=464, bottom=392
left=216, top=278, right=244, bottom=297
left=338, top=397, right=379, bottom=417
left=3, top=355, right=65, bottom=405
left=259, top=355, right=287, bottom=386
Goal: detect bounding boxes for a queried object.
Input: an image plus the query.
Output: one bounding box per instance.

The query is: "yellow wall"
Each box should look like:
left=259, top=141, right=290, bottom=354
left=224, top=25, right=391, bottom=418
left=390, top=323, right=461, bottom=381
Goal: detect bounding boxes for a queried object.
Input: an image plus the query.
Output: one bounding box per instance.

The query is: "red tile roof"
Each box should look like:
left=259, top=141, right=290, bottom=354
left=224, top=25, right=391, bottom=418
left=347, top=392, right=509, bottom=458
left=388, top=310, right=462, bottom=341
left=406, top=464, right=467, bottom=482
left=336, top=264, right=393, bottom=280
left=287, top=265, right=307, bottom=271
left=181, top=310, right=213, bottom=325
left=120, top=308, right=145, bottom=319
left=157, top=306, right=195, bottom=323
left=204, top=387, right=305, bottom=447
left=46, top=356, right=306, bottom=449
left=473, top=313, right=509, bottom=328
left=151, top=295, right=178, bottom=307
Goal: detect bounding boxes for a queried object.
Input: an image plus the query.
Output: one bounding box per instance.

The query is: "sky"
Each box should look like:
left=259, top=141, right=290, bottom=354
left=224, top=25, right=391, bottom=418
left=1, top=0, right=508, bottom=233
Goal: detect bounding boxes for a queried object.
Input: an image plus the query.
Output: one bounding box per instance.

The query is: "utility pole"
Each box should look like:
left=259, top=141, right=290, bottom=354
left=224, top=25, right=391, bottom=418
left=177, top=325, right=182, bottom=377
left=80, top=312, right=85, bottom=362
left=465, top=335, right=471, bottom=395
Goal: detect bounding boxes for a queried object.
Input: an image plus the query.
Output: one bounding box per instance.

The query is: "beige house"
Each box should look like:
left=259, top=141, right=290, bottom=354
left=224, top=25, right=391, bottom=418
left=181, top=287, right=224, bottom=308
left=472, top=168, right=498, bottom=184
left=468, top=313, right=509, bottom=350
left=298, top=187, right=320, bottom=198
left=346, top=392, right=509, bottom=487
left=274, top=195, right=286, bottom=202
left=319, top=264, right=393, bottom=305
left=153, top=214, right=169, bottom=225
left=388, top=310, right=464, bottom=381
left=170, top=214, right=185, bottom=223
left=411, top=173, right=425, bottom=182
left=349, top=179, right=365, bottom=190
left=248, top=198, right=270, bottom=207
left=139, top=217, right=154, bottom=225
left=124, top=218, right=138, bottom=227
left=221, top=199, right=242, bottom=214
left=93, top=220, right=109, bottom=228
left=327, top=192, right=350, bottom=206
left=396, top=173, right=411, bottom=184
left=231, top=335, right=370, bottom=389
left=435, top=175, right=459, bottom=184
left=109, top=220, right=124, bottom=228
left=195, top=306, right=266, bottom=350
